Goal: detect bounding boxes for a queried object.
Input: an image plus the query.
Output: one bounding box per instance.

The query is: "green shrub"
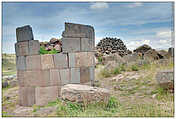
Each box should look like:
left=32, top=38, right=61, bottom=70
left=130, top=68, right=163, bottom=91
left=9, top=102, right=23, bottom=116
left=98, top=56, right=103, bottom=63
left=39, top=46, right=58, bottom=55
left=106, top=96, right=120, bottom=113
left=131, top=65, right=139, bottom=71
left=112, top=67, right=121, bottom=75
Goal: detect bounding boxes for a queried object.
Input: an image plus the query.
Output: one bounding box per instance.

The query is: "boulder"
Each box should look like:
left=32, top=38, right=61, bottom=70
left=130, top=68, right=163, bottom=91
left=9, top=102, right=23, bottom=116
left=123, top=52, right=141, bottom=64
left=133, top=44, right=152, bottom=54
left=156, top=70, right=174, bottom=91
left=102, top=53, right=125, bottom=65
left=158, top=50, right=170, bottom=59
left=144, top=49, right=163, bottom=61
left=61, top=84, right=110, bottom=103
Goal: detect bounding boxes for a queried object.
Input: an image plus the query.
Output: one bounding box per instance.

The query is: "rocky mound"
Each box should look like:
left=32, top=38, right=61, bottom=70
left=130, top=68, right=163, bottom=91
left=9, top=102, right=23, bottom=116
left=133, top=44, right=152, bottom=54
left=40, top=38, right=62, bottom=52
left=96, top=37, right=131, bottom=57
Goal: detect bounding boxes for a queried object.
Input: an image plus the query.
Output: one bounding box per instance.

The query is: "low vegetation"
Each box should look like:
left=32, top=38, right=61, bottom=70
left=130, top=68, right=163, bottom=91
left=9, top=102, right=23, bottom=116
left=39, top=46, right=59, bottom=55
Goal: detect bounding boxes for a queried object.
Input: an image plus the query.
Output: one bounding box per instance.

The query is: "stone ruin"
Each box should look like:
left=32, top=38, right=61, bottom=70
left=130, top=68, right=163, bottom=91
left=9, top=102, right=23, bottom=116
left=15, top=23, right=95, bottom=106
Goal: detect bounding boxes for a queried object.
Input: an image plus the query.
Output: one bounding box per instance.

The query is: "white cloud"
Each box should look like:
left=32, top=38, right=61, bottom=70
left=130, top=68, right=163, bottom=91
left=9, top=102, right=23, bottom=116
left=156, top=30, right=171, bottom=39
left=127, top=2, right=143, bottom=8
left=126, top=39, right=150, bottom=51
left=90, top=2, right=109, bottom=10
left=159, top=40, right=168, bottom=44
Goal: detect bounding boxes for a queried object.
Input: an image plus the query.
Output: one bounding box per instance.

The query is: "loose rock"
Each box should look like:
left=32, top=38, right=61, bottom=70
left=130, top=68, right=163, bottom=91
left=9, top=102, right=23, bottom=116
left=61, top=84, right=110, bottom=104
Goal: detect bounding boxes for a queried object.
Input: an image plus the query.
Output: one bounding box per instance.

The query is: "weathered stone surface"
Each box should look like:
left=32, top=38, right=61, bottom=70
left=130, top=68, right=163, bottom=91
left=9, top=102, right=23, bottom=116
left=81, top=38, right=94, bottom=51
left=41, top=54, right=54, bottom=69
left=50, top=69, right=61, bottom=86
left=16, top=25, right=34, bottom=42
left=59, top=69, right=70, bottom=85
left=61, top=84, right=110, bottom=103
left=62, top=32, right=86, bottom=38
left=123, top=52, right=141, bottom=63
left=133, top=44, right=152, bottom=54
left=53, top=53, right=68, bottom=69
left=15, top=41, right=29, bottom=56
left=35, top=86, right=59, bottom=106
left=16, top=56, right=26, bottom=71
left=70, top=68, right=80, bottom=84
left=69, top=52, right=94, bottom=68
left=63, top=22, right=94, bottom=39
left=26, top=55, right=41, bottom=70
left=89, top=67, right=94, bottom=83
left=17, top=71, right=26, bottom=87
left=28, top=40, right=40, bottom=55
left=156, top=70, right=174, bottom=91
left=62, top=38, right=81, bottom=52
left=24, top=70, right=50, bottom=87
left=19, top=87, right=35, bottom=106
left=80, top=67, right=90, bottom=84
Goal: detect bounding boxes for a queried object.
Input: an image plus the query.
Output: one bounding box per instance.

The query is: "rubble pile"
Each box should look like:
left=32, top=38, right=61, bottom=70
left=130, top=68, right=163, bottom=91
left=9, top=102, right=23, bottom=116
left=40, top=38, right=62, bottom=52
left=96, top=37, right=131, bottom=57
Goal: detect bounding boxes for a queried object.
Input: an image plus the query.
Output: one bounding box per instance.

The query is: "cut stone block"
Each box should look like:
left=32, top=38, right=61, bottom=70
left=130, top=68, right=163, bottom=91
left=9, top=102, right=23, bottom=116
left=16, top=25, right=34, bottom=42
left=50, top=69, right=61, bottom=86
left=89, top=66, right=95, bottom=85
left=26, top=55, right=41, bottom=70
left=28, top=40, right=40, bottom=55
left=81, top=38, right=94, bottom=51
left=69, top=52, right=94, bottom=68
left=62, top=31, right=86, bottom=38
left=156, top=70, right=174, bottom=91
left=62, top=38, right=81, bottom=52
left=63, top=23, right=94, bottom=39
left=80, top=67, right=90, bottom=84
left=16, top=56, right=26, bottom=71
left=19, top=87, right=35, bottom=106
left=35, top=86, right=59, bottom=106
left=41, top=54, right=54, bottom=69
left=15, top=41, right=29, bottom=56
left=24, top=70, right=50, bottom=87
left=80, top=67, right=94, bottom=84
left=17, top=71, right=26, bottom=87
left=53, top=53, right=68, bottom=69
left=59, top=68, right=70, bottom=85
left=70, top=68, right=80, bottom=84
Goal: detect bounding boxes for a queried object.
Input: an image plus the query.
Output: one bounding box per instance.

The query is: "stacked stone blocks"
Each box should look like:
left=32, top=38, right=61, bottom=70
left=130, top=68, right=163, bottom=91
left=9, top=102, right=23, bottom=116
left=16, top=23, right=95, bottom=107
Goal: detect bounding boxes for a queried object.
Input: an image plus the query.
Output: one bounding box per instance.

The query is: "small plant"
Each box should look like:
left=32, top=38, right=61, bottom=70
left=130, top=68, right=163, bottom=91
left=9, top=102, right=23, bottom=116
left=131, top=65, right=139, bottom=71
left=32, top=105, right=40, bottom=112
left=106, top=96, right=120, bottom=113
left=39, top=46, right=58, bottom=55
left=98, top=56, right=103, bottom=63
left=112, top=67, right=121, bottom=75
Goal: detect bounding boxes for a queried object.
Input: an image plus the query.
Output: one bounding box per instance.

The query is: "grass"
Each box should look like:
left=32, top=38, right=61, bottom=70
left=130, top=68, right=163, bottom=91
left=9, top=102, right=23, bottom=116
left=54, top=96, right=120, bottom=117
left=131, top=65, right=139, bottom=71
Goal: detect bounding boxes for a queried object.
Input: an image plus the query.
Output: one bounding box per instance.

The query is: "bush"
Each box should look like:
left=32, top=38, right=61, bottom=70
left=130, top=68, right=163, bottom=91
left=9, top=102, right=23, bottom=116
left=39, top=46, right=58, bottom=55
left=131, top=65, right=139, bottom=71
left=98, top=56, right=103, bottom=63
left=112, top=67, right=121, bottom=75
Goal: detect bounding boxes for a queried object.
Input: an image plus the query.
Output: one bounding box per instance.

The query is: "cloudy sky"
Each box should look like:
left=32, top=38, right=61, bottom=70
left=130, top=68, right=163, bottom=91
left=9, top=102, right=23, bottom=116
left=2, top=2, right=174, bottom=53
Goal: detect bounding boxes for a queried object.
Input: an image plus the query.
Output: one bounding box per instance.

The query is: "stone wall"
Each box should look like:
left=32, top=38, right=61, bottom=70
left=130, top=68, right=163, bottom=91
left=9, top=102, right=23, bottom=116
left=15, top=23, right=95, bottom=106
